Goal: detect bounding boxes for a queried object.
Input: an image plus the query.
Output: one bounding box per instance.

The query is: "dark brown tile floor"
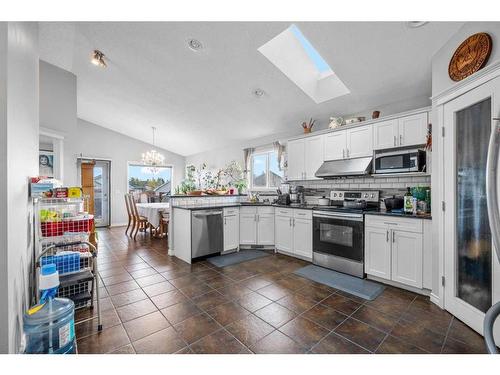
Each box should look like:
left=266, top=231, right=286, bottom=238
left=75, top=227, right=489, bottom=354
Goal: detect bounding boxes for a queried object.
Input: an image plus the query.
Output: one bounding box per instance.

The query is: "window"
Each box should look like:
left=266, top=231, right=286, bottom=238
left=250, top=151, right=284, bottom=190
left=128, top=164, right=172, bottom=201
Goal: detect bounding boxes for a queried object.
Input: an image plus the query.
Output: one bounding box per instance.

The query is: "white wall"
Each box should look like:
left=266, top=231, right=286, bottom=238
left=0, top=22, right=39, bottom=353
left=70, top=119, right=185, bottom=225
left=39, top=61, right=186, bottom=227
left=432, top=22, right=500, bottom=96
left=39, top=60, right=77, bottom=184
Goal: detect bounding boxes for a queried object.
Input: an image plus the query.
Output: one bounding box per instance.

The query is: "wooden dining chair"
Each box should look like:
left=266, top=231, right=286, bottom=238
left=128, top=194, right=152, bottom=240
left=158, top=211, right=170, bottom=238
left=124, top=194, right=133, bottom=236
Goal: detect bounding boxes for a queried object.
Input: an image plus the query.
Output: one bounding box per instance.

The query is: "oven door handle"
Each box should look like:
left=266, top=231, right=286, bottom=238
left=313, top=213, right=363, bottom=222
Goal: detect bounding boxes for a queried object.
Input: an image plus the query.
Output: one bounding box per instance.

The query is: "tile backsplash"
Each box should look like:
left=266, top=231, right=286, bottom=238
left=290, top=175, right=430, bottom=200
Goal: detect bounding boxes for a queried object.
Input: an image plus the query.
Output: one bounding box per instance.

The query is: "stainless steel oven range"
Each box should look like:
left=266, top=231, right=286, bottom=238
left=312, top=190, right=379, bottom=278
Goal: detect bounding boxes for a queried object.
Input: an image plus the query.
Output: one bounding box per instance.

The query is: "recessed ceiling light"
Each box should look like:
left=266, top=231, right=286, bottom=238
left=91, top=50, right=107, bottom=68
left=406, top=21, right=429, bottom=29
left=253, top=89, right=265, bottom=97
left=188, top=39, right=203, bottom=51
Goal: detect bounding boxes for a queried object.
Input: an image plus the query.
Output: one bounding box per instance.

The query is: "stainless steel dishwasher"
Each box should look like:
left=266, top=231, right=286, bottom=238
left=191, top=209, right=224, bottom=258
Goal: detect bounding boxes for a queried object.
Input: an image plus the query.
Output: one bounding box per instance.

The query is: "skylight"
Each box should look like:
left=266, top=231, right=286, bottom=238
left=258, top=25, right=350, bottom=104
left=289, top=24, right=332, bottom=74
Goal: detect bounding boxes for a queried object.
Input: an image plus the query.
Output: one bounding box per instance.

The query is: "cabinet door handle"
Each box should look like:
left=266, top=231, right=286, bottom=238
left=400, top=134, right=403, bottom=145
left=293, top=218, right=295, bottom=227
left=392, top=231, right=395, bottom=243
left=342, top=149, right=345, bottom=158
left=346, top=149, right=349, bottom=158
left=386, top=230, right=389, bottom=242
left=393, top=136, right=397, bottom=146
left=289, top=217, right=292, bottom=226
left=224, top=218, right=227, bottom=225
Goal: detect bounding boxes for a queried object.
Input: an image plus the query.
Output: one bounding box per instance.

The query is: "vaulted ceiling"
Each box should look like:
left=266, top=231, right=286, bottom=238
left=39, top=22, right=463, bottom=156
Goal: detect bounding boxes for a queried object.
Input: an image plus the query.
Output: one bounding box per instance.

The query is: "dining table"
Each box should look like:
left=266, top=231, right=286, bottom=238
left=135, top=202, right=170, bottom=228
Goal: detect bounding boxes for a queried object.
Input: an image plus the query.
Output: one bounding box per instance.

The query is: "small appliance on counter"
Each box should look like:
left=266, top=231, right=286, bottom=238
left=276, top=183, right=291, bottom=205
left=374, top=148, right=426, bottom=174
left=383, top=195, right=404, bottom=211
left=290, top=185, right=305, bottom=204
left=317, top=196, right=331, bottom=206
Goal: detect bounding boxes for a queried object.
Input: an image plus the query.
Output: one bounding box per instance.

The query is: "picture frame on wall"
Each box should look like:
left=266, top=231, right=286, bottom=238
left=39, top=150, right=54, bottom=177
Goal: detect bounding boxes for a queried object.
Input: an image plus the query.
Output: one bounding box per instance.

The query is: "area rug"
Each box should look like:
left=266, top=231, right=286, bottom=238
left=294, top=264, right=385, bottom=300
left=207, top=249, right=271, bottom=268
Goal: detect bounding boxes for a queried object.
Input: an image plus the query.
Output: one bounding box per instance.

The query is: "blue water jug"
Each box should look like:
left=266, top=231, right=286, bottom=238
left=23, top=264, right=76, bottom=354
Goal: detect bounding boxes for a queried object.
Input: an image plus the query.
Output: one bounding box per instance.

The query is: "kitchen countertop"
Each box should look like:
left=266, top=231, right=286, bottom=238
left=365, top=209, right=432, bottom=220
left=172, top=202, right=317, bottom=211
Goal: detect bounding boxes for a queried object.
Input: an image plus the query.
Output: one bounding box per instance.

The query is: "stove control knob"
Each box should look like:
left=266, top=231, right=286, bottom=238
left=364, top=193, right=368, bottom=198
left=333, top=193, right=337, bottom=197
left=339, top=193, right=343, bottom=197
left=370, top=193, right=375, bottom=198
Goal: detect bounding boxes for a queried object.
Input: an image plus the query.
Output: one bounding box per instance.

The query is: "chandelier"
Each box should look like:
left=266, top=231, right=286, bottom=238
left=141, top=127, right=165, bottom=174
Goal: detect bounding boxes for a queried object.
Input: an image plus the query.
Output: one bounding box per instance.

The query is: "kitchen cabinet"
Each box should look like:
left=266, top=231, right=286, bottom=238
left=346, top=125, right=373, bottom=158
left=324, top=131, right=346, bottom=161
left=239, top=207, right=257, bottom=245
left=398, top=112, right=428, bottom=148
left=364, top=215, right=424, bottom=289
left=373, top=112, right=428, bottom=150
left=365, top=226, right=392, bottom=280
left=287, top=135, right=324, bottom=180
left=324, top=125, right=372, bottom=161
left=223, top=208, right=239, bottom=252
left=287, top=139, right=306, bottom=180
left=239, top=206, right=274, bottom=246
left=275, top=208, right=312, bottom=260
left=391, top=230, right=423, bottom=288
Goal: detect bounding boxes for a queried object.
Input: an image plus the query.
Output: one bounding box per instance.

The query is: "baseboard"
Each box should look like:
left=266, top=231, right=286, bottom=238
left=430, top=292, right=442, bottom=308
left=366, top=275, right=430, bottom=296
left=110, top=222, right=128, bottom=227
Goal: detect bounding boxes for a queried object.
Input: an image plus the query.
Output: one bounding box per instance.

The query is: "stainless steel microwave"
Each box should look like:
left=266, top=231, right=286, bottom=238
left=374, top=149, right=426, bottom=174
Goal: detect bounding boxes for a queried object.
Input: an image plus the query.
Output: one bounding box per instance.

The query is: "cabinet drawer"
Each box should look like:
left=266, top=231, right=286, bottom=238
left=275, top=208, right=293, bottom=217
left=257, top=206, right=275, bottom=215
left=240, top=206, right=257, bottom=214
left=223, top=207, right=239, bottom=217
left=365, top=214, right=423, bottom=233
left=293, top=209, right=312, bottom=220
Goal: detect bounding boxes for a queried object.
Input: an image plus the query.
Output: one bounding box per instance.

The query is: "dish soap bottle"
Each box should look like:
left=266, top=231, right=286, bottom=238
left=404, top=187, right=413, bottom=214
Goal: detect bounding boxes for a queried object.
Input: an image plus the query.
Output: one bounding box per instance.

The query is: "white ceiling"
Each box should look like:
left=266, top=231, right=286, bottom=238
left=38, top=22, right=463, bottom=156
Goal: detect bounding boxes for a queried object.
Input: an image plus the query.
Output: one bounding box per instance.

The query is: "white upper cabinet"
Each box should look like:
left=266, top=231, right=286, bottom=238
left=287, top=139, right=306, bottom=180
left=346, top=125, right=373, bottom=158
left=304, top=135, right=324, bottom=179
left=287, top=136, right=324, bottom=180
left=398, top=112, right=428, bottom=147
left=373, top=112, right=428, bottom=150
left=324, top=131, right=347, bottom=161
left=373, top=119, right=399, bottom=150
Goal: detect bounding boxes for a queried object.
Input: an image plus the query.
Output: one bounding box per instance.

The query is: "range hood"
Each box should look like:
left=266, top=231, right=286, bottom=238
left=315, top=156, right=373, bottom=178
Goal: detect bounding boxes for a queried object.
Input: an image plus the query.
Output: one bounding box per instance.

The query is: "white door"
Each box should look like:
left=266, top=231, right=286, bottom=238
left=275, top=215, right=293, bottom=253
left=346, top=125, right=373, bottom=158
left=239, top=209, right=257, bottom=245
left=365, top=226, right=391, bottom=280
left=443, top=76, right=500, bottom=340
left=324, top=131, right=346, bottom=161
left=257, top=213, right=275, bottom=246
left=391, top=230, right=423, bottom=288
left=293, top=218, right=312, bottom=259
left=304, top=135, right=324, bottom=180
left=287, top=139, right=305, bottom=180
left=224, top=214, right=239, bottom=252
left=373, top=119, right=398, bottom=150
left=398, top=112, right=428, bottom=147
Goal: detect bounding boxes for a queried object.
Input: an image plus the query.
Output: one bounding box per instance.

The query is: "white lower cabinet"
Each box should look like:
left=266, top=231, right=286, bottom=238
left=223, top=208, right=239, bottom=252
left=275, top=208, right=312, bottom=260
left=391, top=230, right=423, bottom=288
left=239, top=206, right=274, bottom=246
left=365, top=227, right=391, bottom=280
left=365, top=215, right=424, bottom=289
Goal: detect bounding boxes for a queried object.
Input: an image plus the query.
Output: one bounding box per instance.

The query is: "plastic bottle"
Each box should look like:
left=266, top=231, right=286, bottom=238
left=404, top=187, right=413, bottom=214
left=23, top=264, right=76, bottom=354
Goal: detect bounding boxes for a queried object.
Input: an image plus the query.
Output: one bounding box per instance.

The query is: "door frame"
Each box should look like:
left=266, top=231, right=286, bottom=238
left=77, top=157, right=112, bottom=228
left=441, top=76, right=500, bottom=338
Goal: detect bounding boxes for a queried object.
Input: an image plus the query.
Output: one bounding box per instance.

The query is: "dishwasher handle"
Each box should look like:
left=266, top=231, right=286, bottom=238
left=192, top=210, right=223, bottom=217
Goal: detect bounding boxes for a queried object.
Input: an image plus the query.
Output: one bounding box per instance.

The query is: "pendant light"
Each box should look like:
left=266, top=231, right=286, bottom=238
left=141, top=127, right=165, bottom=174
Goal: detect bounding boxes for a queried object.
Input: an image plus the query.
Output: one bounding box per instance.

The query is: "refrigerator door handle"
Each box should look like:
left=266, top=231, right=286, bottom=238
left=484, top=117, right=500, bottom=354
